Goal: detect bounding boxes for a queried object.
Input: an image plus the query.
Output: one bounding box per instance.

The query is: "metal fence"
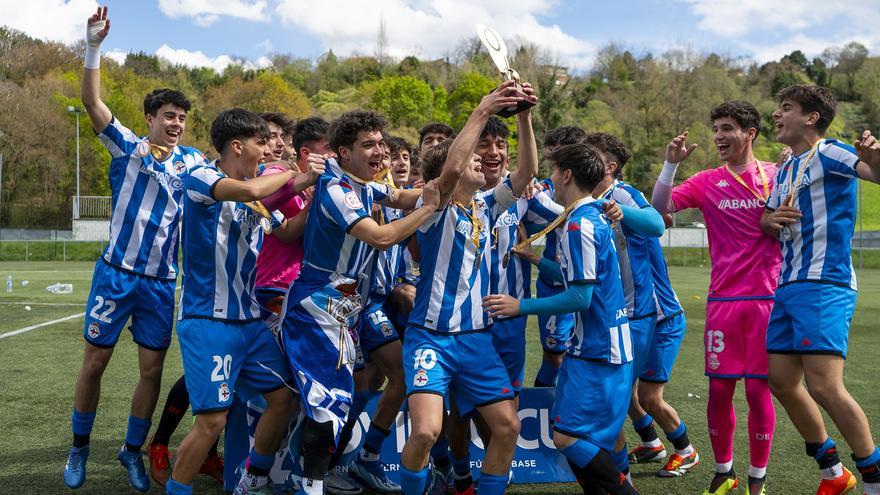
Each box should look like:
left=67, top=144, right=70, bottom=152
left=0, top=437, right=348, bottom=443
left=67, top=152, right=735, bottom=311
left=72, top=196, right=112, bottom=220
left=0, top=240, right=107, bottom=262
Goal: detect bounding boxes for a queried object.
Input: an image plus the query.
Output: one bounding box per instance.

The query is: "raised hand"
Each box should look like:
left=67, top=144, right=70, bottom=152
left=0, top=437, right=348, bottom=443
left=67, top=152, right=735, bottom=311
left=856, top=130, right=880, bottom=167
left=86, top=6, right=110, bottom=47
left=775, top=146, right=792, bottom=166
left=477, top=79, right=525, bottom=116
left=305, top=154, right=326, bottom=183
left=665, top=131, right=698, bottom=164
left=602, top=199, right=623, bottom=223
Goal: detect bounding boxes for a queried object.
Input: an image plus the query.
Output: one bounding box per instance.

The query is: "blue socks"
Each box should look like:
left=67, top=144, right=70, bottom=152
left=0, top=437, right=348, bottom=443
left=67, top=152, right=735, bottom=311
left=124, top=415, right=151, bottom=451
left=248, top=448, right=275, bottom=474
left=612, top=444, right=630, bottom=473
left=535, top=361, right=559, bottom=386
left=431, top=437, right=450, bottom=463
left=363, top=424, right=391, bottom=456
left=400, top=465, right=429, bottom=495
left=632, top=413, right=654, bottom=431
left=561, top=439, right=600, bottom=468
left=165, top=478, right=193, bottom=494
left=71, top=409, right=96, bottom=447
left=667, top=421, right=687, bottom=441
left=451, top=454, right=471, bottom=478
left=478, top=472, right=508, bottom=495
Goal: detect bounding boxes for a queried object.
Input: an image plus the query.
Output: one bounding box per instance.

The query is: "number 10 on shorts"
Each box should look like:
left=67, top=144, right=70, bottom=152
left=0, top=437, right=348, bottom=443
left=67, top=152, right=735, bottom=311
left=413, top=348, right=437, bottom=370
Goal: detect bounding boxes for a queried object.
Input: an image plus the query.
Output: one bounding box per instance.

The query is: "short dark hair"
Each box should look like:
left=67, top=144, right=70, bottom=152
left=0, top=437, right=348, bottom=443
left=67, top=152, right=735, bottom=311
left=776, top=84, right=837, bottom=133
left=259, top=112, right=295, bottom=135
left=210, top=108, right=270, bottom=154
left=418, top=122, right=455, bottom=146
left=480, top=116, right=510, bottom=140
left=710, top=101, right=761, bottom=136
left=421, top=139, right=453, bottom=181
left=291, top=117, right=330, bottom=152
left=386, top=135, right=413, bottom=157
left=543, top=126, right=587, bottom=149
left=583, top=132, right=631, bottom=178
left=143, top=88, right=191, bottom=116
left=547, top=143, right=605, bottom=191
left=328, top=110, right=387, bottom=153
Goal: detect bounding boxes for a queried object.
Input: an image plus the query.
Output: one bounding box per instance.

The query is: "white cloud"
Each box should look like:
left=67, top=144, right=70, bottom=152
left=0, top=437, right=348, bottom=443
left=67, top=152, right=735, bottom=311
left=155, top=44, right=272, bottom=72
left=157, top=0, right=268, bottom=24
left=257, top=39, right=274, bottom=53
left=104, top=49, right=128, bottom=65
left=274, top=0, right=595, bottom=69
left=1, top=0, right=98, bottom=44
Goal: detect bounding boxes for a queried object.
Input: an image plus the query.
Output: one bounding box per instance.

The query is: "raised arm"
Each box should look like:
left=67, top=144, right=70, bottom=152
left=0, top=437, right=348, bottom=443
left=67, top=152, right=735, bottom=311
left=81, top=6, right=112, bottom=133
left=435, top=80, right=525, bottom=203
left=350, top=179, right=442, bottom=250
left=652, top=131, right=697, bottom=215
left=507, top=83, right=539, bottom=196
left=212, top=169, right=300, bottom=203
left=855, top=130, right=880, bottom=184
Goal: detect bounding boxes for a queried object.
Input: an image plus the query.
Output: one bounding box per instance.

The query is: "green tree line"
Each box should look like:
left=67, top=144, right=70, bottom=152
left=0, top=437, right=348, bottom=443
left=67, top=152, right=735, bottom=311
left=2, top=26, right=880, bottom=228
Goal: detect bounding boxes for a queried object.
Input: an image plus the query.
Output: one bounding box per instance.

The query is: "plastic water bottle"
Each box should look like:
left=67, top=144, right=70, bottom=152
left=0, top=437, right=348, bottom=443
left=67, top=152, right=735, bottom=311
left=5, top=275, right=11, bottom=293
left=46, top=282, right=74, bottom=294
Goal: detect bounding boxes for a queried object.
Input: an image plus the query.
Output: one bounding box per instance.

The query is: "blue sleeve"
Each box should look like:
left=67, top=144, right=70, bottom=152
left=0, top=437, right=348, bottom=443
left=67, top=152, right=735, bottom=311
left=537, top=257, right=563, bottom=284
left=618, top=204, right=665, bottom=237
left=322, top=177, right=370, bottom=231
left=820, top=140, right=859, bottom=179
left=97, top=116, right=139, bottom=158
left=184, top=166, right=222, bottom=205
left=519, top=283, right=593, bottom=316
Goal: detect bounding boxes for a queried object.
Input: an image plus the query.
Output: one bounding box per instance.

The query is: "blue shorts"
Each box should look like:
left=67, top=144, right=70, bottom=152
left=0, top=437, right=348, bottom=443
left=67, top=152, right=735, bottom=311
left=640, top=313, right=686, bottom=383
left=767, top=282, right=857, bottom=357
left=177, top=318, right=291, bottom=414
left=536, top=277, right=575, bottom=352
left=359, top=297, right=400, bottom=359
left=255, top=287, right=286, bottom=342
left=553, top=355, right=633, bottom=452
left=629, top=316, right=657, bottom=381
left=489, top=316, right=526, bottom=392
left=83, top=260, right=175, bottom=350
left=403, top=328, right=514, bottom=416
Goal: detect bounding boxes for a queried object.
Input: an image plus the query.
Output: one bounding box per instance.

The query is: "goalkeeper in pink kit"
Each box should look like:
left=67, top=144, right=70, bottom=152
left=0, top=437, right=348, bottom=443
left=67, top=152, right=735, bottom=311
left=652, top=101, right=781, bottom=495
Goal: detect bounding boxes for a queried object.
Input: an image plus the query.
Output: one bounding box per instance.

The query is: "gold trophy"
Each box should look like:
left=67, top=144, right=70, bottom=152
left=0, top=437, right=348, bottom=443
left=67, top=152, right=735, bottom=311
left=476, top=24, right=536, bottom=117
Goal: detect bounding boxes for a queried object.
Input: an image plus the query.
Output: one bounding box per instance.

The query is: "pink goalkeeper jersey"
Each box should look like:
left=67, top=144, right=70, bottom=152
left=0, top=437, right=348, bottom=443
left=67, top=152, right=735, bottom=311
left=255, top=165, right=309, bottom=290
left=672, top=161, right=781, bottom=299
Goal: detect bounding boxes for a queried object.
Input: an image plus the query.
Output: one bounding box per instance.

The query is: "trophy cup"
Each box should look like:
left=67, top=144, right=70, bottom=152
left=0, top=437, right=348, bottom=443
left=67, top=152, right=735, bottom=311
left=476, top=24, right=536, bottom=118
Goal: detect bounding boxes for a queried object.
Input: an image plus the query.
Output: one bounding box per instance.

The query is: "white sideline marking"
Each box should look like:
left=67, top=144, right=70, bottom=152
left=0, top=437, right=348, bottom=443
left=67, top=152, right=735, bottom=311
left=0, top=312, right=85, bottom=339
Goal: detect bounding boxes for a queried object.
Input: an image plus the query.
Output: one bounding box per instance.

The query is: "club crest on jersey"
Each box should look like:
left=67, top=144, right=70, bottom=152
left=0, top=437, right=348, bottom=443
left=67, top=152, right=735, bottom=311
left=545, top=335, right=558, bottom=348
left=380, top=322, right=394, bottom=337
left=87, top=322, right=100, bottom=338
left=218, top=382, right=231, bottom=402
left=343, top=191, right=363, bottom=210
left=173, top=161, right=187, bottom=175
left=414, top=369, right=429, bottom=387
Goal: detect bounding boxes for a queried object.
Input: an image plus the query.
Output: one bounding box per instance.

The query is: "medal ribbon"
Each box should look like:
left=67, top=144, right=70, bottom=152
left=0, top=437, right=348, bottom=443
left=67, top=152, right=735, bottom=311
left=785, top=141, right=821, bottom=207
left=725, top=161, right=769, bottom=202
left=454, top=200, right=484, bottom=250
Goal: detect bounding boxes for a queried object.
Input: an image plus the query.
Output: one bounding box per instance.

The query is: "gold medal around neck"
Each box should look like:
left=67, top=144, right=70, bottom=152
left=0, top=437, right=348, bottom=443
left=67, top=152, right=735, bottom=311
left=244, top=201, right=272, bottom=234
left=725, top=161, right=769, bottom=202
left=134, top=139, right=171, bottom=161
left=454, top=200, right=483, bottom=250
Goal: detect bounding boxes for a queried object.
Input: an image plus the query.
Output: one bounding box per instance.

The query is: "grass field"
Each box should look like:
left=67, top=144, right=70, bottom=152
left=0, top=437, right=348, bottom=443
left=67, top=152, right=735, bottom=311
left=2, top=261, right=880, bottom=494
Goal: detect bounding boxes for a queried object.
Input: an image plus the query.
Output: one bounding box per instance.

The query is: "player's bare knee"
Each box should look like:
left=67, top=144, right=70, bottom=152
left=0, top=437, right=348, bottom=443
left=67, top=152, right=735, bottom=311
left=804, top=380, right=842, bottom=407
left=639, top=392, right=663, bottom=415
left=408, top=424, right=441, bottom=450
left=195, top=411, right=227, bottom=437
left=490, top=414, right=520, bottom=444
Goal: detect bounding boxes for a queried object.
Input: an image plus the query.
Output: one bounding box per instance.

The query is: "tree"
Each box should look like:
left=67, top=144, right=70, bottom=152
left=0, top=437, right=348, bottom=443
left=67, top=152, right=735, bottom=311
left=838, top=42, right=869, bottom=99
left=369, top=76, right=434, bottom=128
left=448, top=72, right=496, bottom=129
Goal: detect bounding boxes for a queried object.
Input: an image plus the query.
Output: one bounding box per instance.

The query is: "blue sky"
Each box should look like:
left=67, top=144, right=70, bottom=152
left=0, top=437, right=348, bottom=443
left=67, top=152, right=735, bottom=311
left=5, top=0, right=880, bottom=73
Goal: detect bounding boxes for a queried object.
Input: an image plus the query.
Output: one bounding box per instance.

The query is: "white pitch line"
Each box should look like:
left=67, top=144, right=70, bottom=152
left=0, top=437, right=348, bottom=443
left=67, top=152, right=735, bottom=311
left=0, top=302, right=83, bottom=306
left=0, top=312, right=85, bottom=339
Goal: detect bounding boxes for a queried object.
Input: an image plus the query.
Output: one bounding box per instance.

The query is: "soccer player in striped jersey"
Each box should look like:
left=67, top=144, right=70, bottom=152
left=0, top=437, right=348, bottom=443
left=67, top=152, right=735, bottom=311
left=652, top=101, right=778, bottom=495
left=483, top=142, right=638, bottom=495
left=586, top=132, right=697, bottom=483
left=164, top=108, right=321, bottom=495
left=63, top=7, right=207, bottom=492
left=279, top=110, right=441, bottom=495
left=397, top=80, right=536, bottom=495
left=444, top=115, right=562, bottom=495
left=533, top=126, right=587, bottom=388
left=761, top=85, right=880, bottom=495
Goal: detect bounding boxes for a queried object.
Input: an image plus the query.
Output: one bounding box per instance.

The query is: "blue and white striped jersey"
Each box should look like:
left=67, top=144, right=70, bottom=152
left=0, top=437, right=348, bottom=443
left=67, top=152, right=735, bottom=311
left=767, top=139, right=860, bottom=290
left=647, top=238, right=683, bottom=322
left=98, top=117, right=206, bottom=280
left=373, top=205, right=406, bottom=298
left=601, top=181, right=657, bottom=319
left=487, top=189, right=563, bottom=306
left=180, top=163, right=282, bottom=321
left=558, top=197, right=631, bottom=364
left=408, top=179, right=517, bottom=334
left=289, top=159, right=390, bottom=303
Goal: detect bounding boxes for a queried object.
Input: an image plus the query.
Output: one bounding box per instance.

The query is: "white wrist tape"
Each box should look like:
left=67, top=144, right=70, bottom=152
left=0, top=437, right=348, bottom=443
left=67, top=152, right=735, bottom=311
left=658, top=160, right=679, bottom=186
